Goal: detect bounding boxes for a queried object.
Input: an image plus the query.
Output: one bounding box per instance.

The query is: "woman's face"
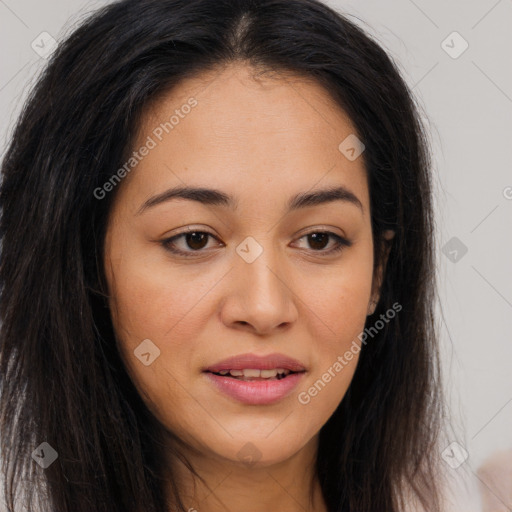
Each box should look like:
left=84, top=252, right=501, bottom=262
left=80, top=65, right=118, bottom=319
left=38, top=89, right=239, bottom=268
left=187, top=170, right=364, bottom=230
left=104, top=63, right=383, bottom=468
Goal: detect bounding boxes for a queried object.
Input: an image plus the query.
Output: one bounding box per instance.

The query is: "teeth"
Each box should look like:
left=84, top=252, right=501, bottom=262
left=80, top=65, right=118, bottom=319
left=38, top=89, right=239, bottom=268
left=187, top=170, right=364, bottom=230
left=242, top=369, right=261, bottom=378
left=215, top=368, right=292, bottom=378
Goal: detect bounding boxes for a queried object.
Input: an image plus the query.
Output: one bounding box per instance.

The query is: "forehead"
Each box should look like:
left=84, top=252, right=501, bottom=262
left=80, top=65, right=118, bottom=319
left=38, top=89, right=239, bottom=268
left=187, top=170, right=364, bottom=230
left=121, top=62, right=369, bottom=214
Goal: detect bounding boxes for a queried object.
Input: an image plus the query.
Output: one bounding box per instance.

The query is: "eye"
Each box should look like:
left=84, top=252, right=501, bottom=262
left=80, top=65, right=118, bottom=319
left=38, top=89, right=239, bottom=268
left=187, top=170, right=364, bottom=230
left=161, top=229, right=222, bottom=256
left=293, top=230, right=352, bottom=255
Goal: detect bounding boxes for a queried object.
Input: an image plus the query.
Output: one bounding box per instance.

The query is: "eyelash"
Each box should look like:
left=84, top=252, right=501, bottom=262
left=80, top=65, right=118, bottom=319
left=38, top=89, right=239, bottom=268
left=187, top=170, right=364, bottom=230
left=161, top=228, right=352, bottom=258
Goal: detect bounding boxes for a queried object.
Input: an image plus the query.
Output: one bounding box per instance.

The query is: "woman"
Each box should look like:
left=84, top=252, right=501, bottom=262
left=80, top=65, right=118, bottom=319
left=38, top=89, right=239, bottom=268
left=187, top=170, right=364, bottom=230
left=0, top=0, right=445, bottom=510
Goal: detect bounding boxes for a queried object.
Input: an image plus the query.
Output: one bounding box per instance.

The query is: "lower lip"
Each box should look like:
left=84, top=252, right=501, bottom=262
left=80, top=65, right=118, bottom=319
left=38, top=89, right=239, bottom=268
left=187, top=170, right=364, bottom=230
left=203, top=371, right=305, bottom=405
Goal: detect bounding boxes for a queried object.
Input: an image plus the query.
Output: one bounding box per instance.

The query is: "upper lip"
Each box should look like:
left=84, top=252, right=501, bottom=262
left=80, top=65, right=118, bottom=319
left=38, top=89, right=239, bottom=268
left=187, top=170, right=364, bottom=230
left=204, top=353, right=307, bottom=373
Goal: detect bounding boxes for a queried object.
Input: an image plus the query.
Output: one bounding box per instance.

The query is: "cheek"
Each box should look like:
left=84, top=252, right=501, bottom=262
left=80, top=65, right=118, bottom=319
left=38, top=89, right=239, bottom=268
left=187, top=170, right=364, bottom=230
left=107, top=265, right=212, bottom=403
left=106, top=259, right=209, bottom=427
left=293, top=241, right=374, bottom=348
left=106, top=243, right=219, bottom=343
left=299, top=275, right=371, bottom=339
left=290, top=247, right=373, bottom=419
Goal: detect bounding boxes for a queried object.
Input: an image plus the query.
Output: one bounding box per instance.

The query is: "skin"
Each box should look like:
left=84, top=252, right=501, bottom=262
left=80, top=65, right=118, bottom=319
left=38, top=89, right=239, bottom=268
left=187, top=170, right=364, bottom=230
left=104, top=62, right=393, bottom=512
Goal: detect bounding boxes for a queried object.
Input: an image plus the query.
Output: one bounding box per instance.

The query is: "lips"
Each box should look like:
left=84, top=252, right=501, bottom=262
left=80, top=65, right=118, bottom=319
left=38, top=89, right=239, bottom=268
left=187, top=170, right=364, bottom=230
left=211, top=368, right=293, bottom=380
left=203, top=352, right=307, bottom=374
left=202, top=353, right=307, bottom=404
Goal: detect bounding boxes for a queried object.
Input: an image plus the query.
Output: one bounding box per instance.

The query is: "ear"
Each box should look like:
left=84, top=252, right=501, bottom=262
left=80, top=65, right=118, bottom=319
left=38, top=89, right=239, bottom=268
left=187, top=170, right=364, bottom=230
left=367, top=229, right=395, bottom=316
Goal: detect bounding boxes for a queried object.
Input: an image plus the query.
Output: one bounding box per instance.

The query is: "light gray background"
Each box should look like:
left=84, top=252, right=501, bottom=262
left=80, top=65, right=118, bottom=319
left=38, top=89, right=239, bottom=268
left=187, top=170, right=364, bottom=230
left=1, top=0, right=511, bottom=508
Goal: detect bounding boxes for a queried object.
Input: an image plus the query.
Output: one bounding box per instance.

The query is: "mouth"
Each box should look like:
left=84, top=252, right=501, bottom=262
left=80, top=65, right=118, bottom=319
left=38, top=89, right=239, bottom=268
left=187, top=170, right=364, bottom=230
left=202, top=353, right=307, bottom=405
left=206, top=368, right=305, bottom=381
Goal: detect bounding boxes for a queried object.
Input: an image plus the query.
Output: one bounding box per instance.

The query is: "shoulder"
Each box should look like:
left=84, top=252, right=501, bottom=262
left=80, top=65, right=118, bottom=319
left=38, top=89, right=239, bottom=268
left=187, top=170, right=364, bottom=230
left=400, top=466, right=483, bottom=512
left=476, top=449, right=512, bottom=512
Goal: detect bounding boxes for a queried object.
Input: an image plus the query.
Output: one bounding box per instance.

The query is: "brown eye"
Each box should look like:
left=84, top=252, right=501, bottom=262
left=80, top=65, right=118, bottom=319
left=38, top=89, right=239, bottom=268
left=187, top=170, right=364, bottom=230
left=161, top=230, right=222, bottom=256
left=183, top=232, right=209, bottom=250
left=306, top=232, right=330, bottom=250
left=294, top=231, right=352, bottom=255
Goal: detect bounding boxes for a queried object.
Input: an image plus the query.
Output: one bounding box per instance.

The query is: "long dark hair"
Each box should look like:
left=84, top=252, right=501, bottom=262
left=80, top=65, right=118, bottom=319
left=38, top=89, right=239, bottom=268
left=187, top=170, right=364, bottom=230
left=0, top=0, right=444, bottom=510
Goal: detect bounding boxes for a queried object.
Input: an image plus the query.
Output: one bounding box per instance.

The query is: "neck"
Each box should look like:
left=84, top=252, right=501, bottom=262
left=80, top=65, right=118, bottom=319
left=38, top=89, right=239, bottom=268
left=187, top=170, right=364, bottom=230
left=164, top=435, right=328, bottom=512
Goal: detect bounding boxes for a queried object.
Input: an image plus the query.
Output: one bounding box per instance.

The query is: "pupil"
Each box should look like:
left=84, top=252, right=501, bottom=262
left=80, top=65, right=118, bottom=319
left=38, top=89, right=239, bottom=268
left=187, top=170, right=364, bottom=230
left=186, top=232, right=208, bottom=250
left=309, top=233, right=328, bottom=250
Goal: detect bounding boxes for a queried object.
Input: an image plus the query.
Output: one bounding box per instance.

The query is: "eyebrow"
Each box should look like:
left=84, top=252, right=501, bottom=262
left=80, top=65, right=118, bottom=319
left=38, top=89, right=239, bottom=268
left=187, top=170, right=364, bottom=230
left=136, top=184, right=364, bottom=215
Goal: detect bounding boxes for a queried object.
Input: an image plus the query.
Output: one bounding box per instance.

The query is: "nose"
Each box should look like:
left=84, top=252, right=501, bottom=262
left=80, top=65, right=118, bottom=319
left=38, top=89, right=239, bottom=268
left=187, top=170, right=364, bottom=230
left=219, top=240, right=299, bottom=335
